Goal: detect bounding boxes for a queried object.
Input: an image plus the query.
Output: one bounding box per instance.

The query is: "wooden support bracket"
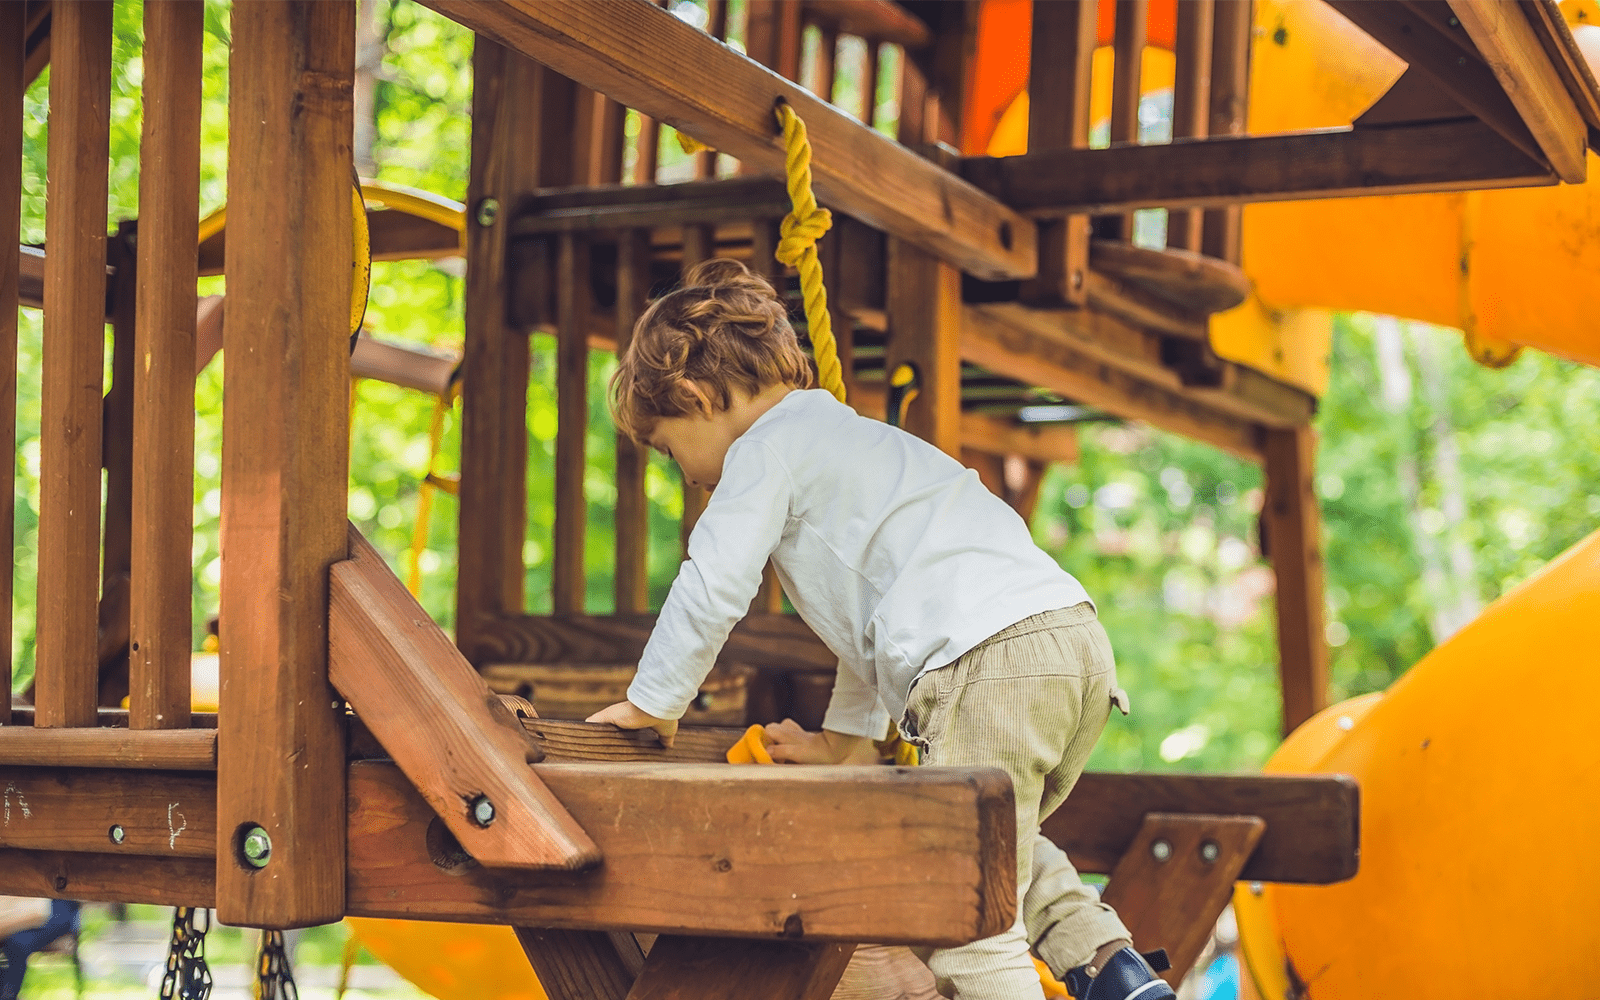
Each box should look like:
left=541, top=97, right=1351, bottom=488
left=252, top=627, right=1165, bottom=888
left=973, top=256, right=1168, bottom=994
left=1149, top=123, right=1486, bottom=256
left=329, top=524, right=600, bottom=871
left=1099, top=812, right=1265, bottom=986
left=626, top=936, right=854, bottom=1000
left=516, top=926, right=644, bottom=1000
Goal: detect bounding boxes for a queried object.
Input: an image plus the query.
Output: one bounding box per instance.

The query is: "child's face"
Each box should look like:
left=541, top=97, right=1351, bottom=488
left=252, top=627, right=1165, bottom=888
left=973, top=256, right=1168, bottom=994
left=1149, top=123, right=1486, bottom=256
left=649, top=409, right=740, bottom=491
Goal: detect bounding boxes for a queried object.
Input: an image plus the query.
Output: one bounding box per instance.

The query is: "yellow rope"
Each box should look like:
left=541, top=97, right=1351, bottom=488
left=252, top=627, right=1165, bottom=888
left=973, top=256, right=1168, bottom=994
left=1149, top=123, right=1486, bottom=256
left=772, top=102, right=846, bottom=403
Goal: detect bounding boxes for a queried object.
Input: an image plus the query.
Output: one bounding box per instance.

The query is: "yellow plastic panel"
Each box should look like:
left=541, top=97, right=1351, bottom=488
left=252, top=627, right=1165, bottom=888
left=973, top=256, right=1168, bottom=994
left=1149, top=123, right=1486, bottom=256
left=347, top=917, right=548, bottom=1000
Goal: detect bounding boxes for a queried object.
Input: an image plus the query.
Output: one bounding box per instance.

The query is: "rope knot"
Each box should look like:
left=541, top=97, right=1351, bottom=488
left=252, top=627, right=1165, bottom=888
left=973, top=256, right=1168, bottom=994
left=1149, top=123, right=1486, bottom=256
left=773, top=101, right=845, bottom=403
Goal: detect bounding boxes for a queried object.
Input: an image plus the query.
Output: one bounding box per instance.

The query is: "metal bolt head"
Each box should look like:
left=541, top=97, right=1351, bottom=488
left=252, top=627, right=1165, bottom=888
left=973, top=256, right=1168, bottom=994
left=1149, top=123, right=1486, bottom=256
left=475, top=198, right=500, bottom=228
left=1150, top=838, right=1173, bottom=862
left=109, top=824, right=125, bottom=845
left=470, top=795, right=496, bottom=828
left=1249, top=881, right=1265, bottom=897
left=1200, top=840, right=1221, bottom=864
left=242, top=826, right=273, bottom=868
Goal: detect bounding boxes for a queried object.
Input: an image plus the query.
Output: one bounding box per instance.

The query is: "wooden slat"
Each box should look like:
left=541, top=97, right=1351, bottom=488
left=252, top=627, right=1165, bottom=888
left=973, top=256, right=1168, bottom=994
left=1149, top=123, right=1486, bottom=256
left=1448, top=0, right=1587, bottom=182
left=35, top=0, right=111, bottom=729
left=1203, top=0, right=1251, bottom=263
left=0, top=767, right=216, bottom=858
left=0, top=849, right=215, bottom=909
left=811, top=24, right=839, bottom=104
left=1021, top=0, right=1095, bottom=308
left=802, top=1, right=931, bottom=49
left=1103, top=0, right=1148, bottom=241
left=614, top=228, right=651, bottom=615
left=554, top=231, right=590, bottom=615
left=330, top=525, right=599, bottom=871
left=960, top=119, right=1555, bottom=214
left=346, top=759, right=1016, bottom=945
left=0, top=728, right=215, bottom=770
left=516, top=927, right=638, bottom=1000
left=468, top=613, right=838, bottom=674
left=1167, top=0, right=1214, bottom=252
left=416, top=0, right=1035, bottom=282
left=101, top=229, right=134, bottom=695
left=747, top=0, right=804, bottom=84
left=884, top=239, right=961, bottom=455
left=1262, top=426, right=1329, bottom=735
left=457, top=42, right=538, bottom=653
left=627, top=936, right=854, bottom=1000
left=130, top=0, right=203, bottom=731
left=0, top=3, right=23, bottom=725
left=512, top=178, right=791, bottom=235
left=529, top=719, right=748, bottom=764
left=860, top=40, right=880, bottom=127
left=958, top=413, right=1078, bottom=465
left=678, top=226, right=713, bottom=549
left=217, top=0, right=354, bottom=929
left=198, top=205, right=463, bottom=275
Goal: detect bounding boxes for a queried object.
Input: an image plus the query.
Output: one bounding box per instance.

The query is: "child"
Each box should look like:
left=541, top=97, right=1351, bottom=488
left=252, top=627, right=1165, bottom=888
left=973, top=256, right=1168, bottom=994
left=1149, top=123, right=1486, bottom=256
left=589, top=259, right=1172, bottom=1000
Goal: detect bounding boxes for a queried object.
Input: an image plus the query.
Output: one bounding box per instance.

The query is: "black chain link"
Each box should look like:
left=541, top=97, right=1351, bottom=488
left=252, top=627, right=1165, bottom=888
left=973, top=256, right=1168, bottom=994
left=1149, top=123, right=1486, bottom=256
left=159, top=907, right=213, bottom=1000
left=254, top=929, right=299, bottom=1000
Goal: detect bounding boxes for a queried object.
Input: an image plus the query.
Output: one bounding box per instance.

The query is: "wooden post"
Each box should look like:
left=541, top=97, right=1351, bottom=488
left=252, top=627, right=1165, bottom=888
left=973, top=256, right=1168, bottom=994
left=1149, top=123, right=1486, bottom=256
left=811, top=24, right=839, bottom=103
left=217, top=0, right=354, bottom=928
left=35, top=0, right=112, bottom=729
left=861, top=41, right=881, bottom=127
left=1203, top=0, right=1252, bottom=263
left=884, top=240, right=961, bottom=456
left=553, top=231, right=590, bottom=615
left=130, top=0, right=203, bottom=730
left=1167, top=0, right=1214, bottom=252
left=1262, top=426, right=1328, bottom=735
left=99, top=225, right=136, bottom=708
left=614, top=229, right=652, bottom=614
left=1021, top=0, right=1095, bottom=307
left=457, top=43, right=540, bottom=655
left=1101, top=0, right=1148, bottom=242
left=0, top=3, right=23, bottom=725
left=678, top=226, right=713, bottom=548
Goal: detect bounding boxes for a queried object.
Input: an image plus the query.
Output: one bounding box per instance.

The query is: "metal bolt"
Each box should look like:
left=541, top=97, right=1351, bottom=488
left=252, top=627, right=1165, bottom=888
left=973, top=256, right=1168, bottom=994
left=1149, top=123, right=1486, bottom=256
left=1457, top=56, right=1467, bottom=67
left=1150, top=838, right=1173, bottom=862
left=109, top=825, right=125, bottom=845
left=1249, top=881, right=1265, bottom=896
left=242, top=826, right=273, bottom=868
left=470, top=795, right=496, bottom=828
left=1448, top=15, right=1460, bottom=27
left=1200, top=840, right=1221, bottom=863
left=475, top=198, right=500, bottom=228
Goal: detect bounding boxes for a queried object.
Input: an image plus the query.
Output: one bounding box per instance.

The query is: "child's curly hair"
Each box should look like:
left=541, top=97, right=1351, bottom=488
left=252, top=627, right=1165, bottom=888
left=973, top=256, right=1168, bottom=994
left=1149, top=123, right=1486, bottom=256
left=611, top=258, right=815, bottom=444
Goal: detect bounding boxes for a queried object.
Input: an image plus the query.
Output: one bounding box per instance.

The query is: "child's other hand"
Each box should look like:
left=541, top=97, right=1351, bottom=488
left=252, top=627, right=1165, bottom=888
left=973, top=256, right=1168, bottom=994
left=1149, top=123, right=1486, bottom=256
left=587, top=700, right=679, bottom=748
left=764, top=719, right=879, bottom=765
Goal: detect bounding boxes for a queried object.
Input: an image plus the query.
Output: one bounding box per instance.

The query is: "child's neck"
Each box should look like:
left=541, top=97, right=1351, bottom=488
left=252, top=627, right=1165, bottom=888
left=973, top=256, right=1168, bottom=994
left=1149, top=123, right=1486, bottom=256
left=724, top=383, right=797, bottom=439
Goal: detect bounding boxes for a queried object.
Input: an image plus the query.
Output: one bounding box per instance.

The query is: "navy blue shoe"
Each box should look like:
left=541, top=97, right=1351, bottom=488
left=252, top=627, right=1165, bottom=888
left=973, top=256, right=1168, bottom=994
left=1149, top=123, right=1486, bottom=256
left=1063, top=947, right=1175, bottom=1000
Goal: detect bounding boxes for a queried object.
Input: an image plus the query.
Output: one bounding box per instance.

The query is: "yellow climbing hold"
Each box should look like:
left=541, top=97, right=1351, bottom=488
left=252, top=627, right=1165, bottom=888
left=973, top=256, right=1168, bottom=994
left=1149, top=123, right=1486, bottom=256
left=772, top=100, right=846, bottom=403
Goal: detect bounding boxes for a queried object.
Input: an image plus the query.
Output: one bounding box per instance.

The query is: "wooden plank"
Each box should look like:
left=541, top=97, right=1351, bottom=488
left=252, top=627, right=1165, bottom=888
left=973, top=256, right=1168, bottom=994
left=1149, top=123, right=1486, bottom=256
left=959, top=413, right=1078, bottom=465
left=810, top=24, right=839, bottom=104
left=1262, top=426, right=1329, bottom=735
left=346, top=759, right=1017, bottom=945
left=1099, top=813, right=1265, bottom=985
left=885, top=240, right=961, bottom=455
left=1203, top=0, right=1251, bottom=263
left=468, top=613, right=838, bottom=674
left=958, top=119, right=1556, bottom=215
left=1021, top=0, right=1095, bottom=308
left=0, top=728, right=215, bottom=770
left=217, top=0, right=354, bottom=930
left=416, top=0, right=1035, bottom=282
left=627, top=936, right=853, bottom=1000
left=130, top=0, right=203, bottom=731
left=329, top=525, right=600, bottom=871
left=35, top=0, right=111, bottom=729
left=1167, top=0, right=1214, bottom=252
left=528, top=719, right=748, bottom=764
left=554, top=232, right=590, bottom=615
left=515, top=927, right=638, bottom=1000
left=746, top=0, right=804, bottom=84
left=102, top=228, right=135, bottom=689
left=1448, top=0, right=1587, bottom=182
left=0, top=767, right=216, bottom=858
left=458, top=42, right=538, bottom=653
left=614, top=228, right=652, bottom=614
left=0, top=849, right=216, bottom=909
left=512, top=178, right=791, bottom=236
left=0, top=3, right=23, bottom=726
left=801, top=1, right=931, bottom=49
left=1102, top=0, right=1148, bottom=241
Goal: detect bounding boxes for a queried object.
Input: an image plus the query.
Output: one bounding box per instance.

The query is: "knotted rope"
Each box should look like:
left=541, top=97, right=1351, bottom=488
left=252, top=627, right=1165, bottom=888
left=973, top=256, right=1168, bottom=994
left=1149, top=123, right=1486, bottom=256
left=772, top=100, right=845, bottom=403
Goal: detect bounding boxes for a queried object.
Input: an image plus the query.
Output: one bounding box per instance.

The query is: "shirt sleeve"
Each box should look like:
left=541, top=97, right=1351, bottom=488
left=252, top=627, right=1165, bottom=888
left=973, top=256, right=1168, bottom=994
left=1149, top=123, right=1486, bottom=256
left=821, top=659, right=892, bottom=739
left=627, top=440, right=793, bottom=721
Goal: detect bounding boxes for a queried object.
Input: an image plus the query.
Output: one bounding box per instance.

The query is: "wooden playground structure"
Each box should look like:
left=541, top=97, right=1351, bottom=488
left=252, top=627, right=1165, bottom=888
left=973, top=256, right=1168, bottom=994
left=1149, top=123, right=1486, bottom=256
left=2, top=0, right=1597, bottom=996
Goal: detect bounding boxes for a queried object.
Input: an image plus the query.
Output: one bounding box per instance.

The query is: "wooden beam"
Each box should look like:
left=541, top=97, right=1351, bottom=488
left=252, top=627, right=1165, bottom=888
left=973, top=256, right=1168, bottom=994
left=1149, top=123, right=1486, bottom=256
left=515, top=927, right=639, bottom=1000
left=0, top=3, right=23, bottom=725
left=415, top=0, right=1035, bottom=282
left=1448, top=0, right=1587, bottom=182
left=1262, top=426, right=1329, bottom=735
left=0, top=727, right=215, bottom=770
left=511, top=178, right=792, bottom=236
left=885, top=239, right=961, bottom=455
left=627, top=936, right=854, bottom=1000
left=466, top=613, right=838, bottom=674
left=330, top=525, right=599, bottom=871
left=959, top=413, right=1078, bottom=465
left=217, top=0, right=354, bottom=929
left=35, top=0, right=111, bottom=729
left=553, top=232, right=590, bottom=615
left=130, top=0, right=203, bottom=731
left=801, top=0, right=931, bottom=49
left=0, top=767, right=216, bottom=858
left=1021, top=0, right=1095, bottom=307
left=959, top=119, right=1555, bottom=215
left=0, top=849, right=214, bottom=909
left=1519, top=0, right=1600, bottom=134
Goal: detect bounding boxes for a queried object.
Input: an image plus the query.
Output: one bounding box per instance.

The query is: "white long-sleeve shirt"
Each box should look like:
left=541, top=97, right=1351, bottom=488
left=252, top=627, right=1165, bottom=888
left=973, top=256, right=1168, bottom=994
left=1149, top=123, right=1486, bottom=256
left=627, top=389, right=1092, bottom=737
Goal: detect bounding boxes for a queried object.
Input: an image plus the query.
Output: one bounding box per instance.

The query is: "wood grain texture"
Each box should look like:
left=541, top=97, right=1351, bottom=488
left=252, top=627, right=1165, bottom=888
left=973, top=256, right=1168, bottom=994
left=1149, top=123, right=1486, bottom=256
left=516, top=927, right=638, bottom=1000
left=415, top=0, right=1034, bottom=281
left=0, top=2, right=23, bottom=724
left=0, top=727, right=215, bottom=770
left=1262, top=426, right=1329, bottom=735
left=130, top=0, right=203, bottom=730
left=35, top=0, right=111, bottom=729
left=614, top=228, right=652, bottom=614
left=829, top=945, right=941, bottom=1000
left=885, top=239, right=961, bottom=456
left=0, top=849, right=215, bottom=908
left=958, top=413, right=1078, bottom=465
left=553, top=231, right=590, bottom=615
left=512, top=178, right=791, bottom=236
left=803, top=0, right=930, bottom=49
left=330, top=525, right=599, bottom=871
left=627, top=936, right=853, bottom=1000
left=1519, top=0, right=1600, bottom=133
left=1102, top=0, right=1148, bottom=241
left=1021, top=0, right=1095, bottom=308
left=527, top=719, right=746, bottom=764
left=469, top=612, right=838, bottom=674
left=1167, top=0, right=1214, bottom=252
left=217, top=0, right=354, bottom=929
left=1203, top=0, right=1251, bottom=263
left=346, top=760, right=1017, bottom=945
left=0, top=767, right=215, bottom=859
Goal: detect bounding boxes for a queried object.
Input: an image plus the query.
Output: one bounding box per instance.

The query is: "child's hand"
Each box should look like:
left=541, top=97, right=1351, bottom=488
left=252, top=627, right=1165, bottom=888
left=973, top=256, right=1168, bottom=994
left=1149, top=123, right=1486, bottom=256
left=587, top=700, right=679, bottom=748
left=764, top=719, right=879, bottom=765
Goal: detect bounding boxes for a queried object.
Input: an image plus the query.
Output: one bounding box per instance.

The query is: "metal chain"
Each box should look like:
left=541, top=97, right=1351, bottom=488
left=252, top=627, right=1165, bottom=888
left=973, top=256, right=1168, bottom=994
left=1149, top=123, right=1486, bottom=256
left=159, top=907, right=213, bottom=1000
left=253, top=929, right=299, bottom=1000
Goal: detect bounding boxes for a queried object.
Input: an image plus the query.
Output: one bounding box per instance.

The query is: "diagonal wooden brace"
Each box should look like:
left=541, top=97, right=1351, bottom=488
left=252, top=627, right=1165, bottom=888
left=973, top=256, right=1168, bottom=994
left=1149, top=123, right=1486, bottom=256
left=1100, top=812, right=1265, bottom=986
left=329, top=523, right=599, bottom=870
left=626, top=935, right=855, bottom=1000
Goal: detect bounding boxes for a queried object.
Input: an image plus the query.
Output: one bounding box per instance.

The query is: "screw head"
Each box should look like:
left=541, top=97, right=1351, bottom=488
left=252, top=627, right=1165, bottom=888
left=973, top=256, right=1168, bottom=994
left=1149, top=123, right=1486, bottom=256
left=1200, top=840, right=1221, bottom=863
left=1150, top=838, right=1173, bottom=862
left=475, top=198, right=500, bottom=228
left=108, top=824, right=125, bottom=845
left=470, top=795, right=496, bottom=828
left=242, top=826, right=273, bottom=868
left=1249, top=881, right=1265, bottom=896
